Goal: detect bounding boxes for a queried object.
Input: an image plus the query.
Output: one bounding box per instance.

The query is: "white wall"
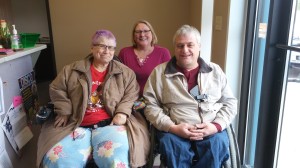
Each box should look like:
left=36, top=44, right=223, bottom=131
left=201, top=0, right=214, bottom=62
left=225, top=0, right=247, bottom=128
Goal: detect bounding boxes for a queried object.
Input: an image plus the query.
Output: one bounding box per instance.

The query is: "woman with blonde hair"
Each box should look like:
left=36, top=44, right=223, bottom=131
left=119, top=20, right=171, bottom=97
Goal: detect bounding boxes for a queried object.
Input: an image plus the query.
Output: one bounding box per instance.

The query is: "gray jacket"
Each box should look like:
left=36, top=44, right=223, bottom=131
left=143, top=57, right=237, bottom=132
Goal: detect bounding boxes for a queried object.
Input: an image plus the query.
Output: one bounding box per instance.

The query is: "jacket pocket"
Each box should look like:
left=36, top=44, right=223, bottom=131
left=199, top=102, right=223, bottom=122
left=199, top=102, right=222, bottom=113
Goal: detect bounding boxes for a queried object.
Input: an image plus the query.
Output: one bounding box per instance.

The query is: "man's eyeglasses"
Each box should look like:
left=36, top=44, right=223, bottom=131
left=134, top=30, right=151, bottom=34
left=93, top=44, right=116, bottom=51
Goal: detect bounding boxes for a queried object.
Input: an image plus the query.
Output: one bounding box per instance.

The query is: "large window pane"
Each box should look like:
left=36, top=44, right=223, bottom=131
left=277, top=0, right=300, bottom=167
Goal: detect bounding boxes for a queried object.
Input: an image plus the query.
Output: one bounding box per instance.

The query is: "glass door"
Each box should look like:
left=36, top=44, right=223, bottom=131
left=276, top=0, right=300, bottom=167
left=243, top=0, right=271, bottom=166
left=239, top=0, right=297, bottom=167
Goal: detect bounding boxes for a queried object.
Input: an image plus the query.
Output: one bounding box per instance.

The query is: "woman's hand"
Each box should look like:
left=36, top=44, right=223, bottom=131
left=54, top=114, right=69, bottom=128
left=111, top=113, right=127, bottom=125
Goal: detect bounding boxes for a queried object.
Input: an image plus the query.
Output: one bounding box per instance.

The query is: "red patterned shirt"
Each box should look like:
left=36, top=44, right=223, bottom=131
left=80, top=64, right=111, bottom=126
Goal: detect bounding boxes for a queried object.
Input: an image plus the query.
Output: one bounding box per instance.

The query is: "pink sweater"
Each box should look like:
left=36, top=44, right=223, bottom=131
left=119, top=45, right=171, bottom=96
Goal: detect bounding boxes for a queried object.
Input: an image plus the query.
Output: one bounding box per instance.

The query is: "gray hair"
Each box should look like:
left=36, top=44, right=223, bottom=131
left=173, top=25, right=201, bottom=47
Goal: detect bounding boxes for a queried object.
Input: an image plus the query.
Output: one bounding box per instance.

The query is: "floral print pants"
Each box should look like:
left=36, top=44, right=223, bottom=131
left=42, top=126, right=129, bottom=168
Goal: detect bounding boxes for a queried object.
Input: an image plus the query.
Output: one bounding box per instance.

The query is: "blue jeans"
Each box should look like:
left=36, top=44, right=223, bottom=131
left=157, top=130, right=229, bottom=168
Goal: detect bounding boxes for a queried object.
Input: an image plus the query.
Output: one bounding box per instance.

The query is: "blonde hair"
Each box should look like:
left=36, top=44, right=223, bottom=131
left=131, top=20, right=158, bottom=47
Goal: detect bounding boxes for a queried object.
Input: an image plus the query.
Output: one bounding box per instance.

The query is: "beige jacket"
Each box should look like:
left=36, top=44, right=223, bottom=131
left=37, top=55, right=150, bottom=167
left=144, top=57, right=237, bottom=132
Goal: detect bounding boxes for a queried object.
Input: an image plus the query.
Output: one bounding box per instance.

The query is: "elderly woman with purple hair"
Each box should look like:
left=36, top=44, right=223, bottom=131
left=37, top=30, right=150, bottom=168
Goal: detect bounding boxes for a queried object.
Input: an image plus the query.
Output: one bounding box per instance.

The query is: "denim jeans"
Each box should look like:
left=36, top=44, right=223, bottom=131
left=157, top=130, right=229, bottom=168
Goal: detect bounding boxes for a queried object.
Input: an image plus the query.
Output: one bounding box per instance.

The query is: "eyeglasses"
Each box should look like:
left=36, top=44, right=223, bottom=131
left=134, top=29, right=151, bottom=34
left=93, top=44, right=116, bottom=51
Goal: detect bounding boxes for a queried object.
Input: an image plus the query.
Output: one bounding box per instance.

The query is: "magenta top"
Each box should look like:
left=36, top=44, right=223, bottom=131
left=119, top=45, right=171, bottom=96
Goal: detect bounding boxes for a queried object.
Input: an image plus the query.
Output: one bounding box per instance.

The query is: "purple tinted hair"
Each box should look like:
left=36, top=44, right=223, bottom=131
left=91, top=29, right=116, bottom=46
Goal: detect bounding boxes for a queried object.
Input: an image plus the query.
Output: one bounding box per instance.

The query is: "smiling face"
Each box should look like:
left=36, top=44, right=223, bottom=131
left=134, top=23, right=153, bottom=48
left=91, top=37, right=116, bottom=65
left=174, top=33, right=200, bottom=70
